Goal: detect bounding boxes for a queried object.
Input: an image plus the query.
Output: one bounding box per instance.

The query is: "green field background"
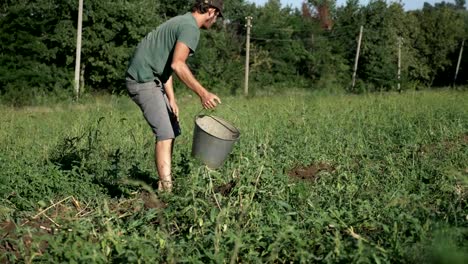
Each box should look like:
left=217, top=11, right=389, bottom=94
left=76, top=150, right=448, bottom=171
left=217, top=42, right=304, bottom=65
left=1, top=90, right=467, bottom=263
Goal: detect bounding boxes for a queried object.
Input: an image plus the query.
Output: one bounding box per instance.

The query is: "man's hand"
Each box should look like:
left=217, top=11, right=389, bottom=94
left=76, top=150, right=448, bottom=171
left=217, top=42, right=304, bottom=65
left=171, top=42, right=221, bottom=109
left=169, top=99, right=179, bottom=121
left=200, top=92, right=221, bottom=109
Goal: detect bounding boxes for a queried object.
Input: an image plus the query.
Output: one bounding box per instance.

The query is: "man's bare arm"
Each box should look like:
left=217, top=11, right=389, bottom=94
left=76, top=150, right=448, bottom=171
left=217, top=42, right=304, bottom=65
left=171, top=41, right=221, bottom=109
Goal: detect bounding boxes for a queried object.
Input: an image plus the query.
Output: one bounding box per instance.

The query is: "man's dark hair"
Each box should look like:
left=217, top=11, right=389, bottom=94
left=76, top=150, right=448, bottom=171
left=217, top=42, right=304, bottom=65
left=191, top=0, right=223, bottom=15
left=191, top=0, right=210, bottom=14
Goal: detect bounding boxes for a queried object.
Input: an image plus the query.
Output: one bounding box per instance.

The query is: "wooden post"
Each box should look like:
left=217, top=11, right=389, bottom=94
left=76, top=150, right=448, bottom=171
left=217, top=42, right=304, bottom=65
left=454, top=39, right=465, bottom=86
left=74, top=0, right=83, bottom=100
left=244, top=16, right=252, bottom=97
left=397, top=36, right=402, bottom=93
left=80, top=64, right=85, bottom=94
left=352, top=25, right=363, bottom=90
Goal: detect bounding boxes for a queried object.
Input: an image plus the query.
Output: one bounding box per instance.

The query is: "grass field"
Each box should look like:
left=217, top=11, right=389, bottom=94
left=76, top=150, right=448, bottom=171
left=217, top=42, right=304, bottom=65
left=1, top=90, right=467, bottom=263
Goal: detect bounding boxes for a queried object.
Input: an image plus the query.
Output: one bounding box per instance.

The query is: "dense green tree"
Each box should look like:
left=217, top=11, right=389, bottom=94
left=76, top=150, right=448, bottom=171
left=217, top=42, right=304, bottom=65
left=413, top=3, right=465, bottom=86
left=0, top=0, right=77, bottom=104
left=1, top=0, right=467, bottom=105
left=157, top=0, right=191, bottom=18
left=247, top=0, right=341, bottom=90
left=80, top=0, right=162, bottom=91
left=459, top=8, right=468, bottom=85
left=0, top=0, right=162, bottom=104
left=333, top=0, right=414, bottom=92
left=332, top=0, right=465, bottom=90
left=332, top=0, right=364, bottom=91
left=455, top=0, right=466, bottom=9
left=359, top=1, right=396, bottom=90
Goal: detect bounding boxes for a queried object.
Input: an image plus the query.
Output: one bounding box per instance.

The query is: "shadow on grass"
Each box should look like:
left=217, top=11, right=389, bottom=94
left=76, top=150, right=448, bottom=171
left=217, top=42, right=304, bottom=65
left=128, top=164, right=158, bottom=190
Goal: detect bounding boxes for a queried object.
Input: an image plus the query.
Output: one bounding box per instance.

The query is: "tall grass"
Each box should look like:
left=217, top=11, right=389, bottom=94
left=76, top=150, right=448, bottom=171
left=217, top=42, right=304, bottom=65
left=1, top=90, right=467, bottom=263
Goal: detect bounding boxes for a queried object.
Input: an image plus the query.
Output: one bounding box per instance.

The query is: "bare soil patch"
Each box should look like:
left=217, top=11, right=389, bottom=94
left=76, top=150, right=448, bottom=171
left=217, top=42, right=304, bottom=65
left=1, top=219, right=52, bottom=262
left=215, top=180, right=236, bottom=196
left=0, top=193, right=166, bottom=262
left=419, top=132, right=468, bottom=155
left=139, top=191, right=167, bottom=210
left=287, top=162, right=335, bottom=181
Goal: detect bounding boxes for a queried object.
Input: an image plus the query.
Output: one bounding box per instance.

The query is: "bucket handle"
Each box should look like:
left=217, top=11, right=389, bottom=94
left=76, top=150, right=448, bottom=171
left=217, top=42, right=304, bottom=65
left=194, top=103, right=237, bottom=122
left=194, top=102, right=238, bottom=118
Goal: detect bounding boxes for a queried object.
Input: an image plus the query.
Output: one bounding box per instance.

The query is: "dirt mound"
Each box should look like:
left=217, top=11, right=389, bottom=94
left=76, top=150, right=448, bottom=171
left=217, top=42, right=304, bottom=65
left=215, top=181, right=236, bottom=196
left=287, top=162, right=335, bottom=181
left=419, top=132, right=468, bottom=155
left=140, top=191, right=166, bottom=209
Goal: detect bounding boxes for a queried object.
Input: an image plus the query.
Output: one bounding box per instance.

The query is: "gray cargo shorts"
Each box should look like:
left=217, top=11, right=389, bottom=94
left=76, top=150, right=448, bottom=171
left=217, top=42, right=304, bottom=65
left=126, top=76, right=181, bottom=141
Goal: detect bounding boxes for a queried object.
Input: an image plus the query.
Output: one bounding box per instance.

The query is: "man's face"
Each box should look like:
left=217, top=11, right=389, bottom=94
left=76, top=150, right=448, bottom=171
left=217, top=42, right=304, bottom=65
left=202, top=8, right=219, bottom=29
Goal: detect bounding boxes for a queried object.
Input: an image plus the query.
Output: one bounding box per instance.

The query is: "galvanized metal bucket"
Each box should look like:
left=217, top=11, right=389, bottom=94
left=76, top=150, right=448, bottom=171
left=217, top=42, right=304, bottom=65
left=191, top=114, right=240, bottom=169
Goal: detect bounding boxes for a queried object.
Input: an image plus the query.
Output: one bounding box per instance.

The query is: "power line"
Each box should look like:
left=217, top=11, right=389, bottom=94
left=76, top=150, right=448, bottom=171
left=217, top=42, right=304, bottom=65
left=252, top=28, right=316, bottom=32
left=250, top=33, right=349, bottom=42
left=250, top=37, right=306, bottom=42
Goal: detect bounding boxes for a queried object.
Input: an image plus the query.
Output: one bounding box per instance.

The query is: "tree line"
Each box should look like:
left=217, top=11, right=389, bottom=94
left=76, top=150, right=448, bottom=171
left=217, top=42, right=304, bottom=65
left=0, top=0, right=467, bottom=105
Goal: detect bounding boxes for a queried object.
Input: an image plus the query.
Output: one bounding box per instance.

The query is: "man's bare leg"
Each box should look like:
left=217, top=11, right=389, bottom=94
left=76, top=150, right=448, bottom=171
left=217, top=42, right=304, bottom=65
left=156, top=139, right=174, bottom=192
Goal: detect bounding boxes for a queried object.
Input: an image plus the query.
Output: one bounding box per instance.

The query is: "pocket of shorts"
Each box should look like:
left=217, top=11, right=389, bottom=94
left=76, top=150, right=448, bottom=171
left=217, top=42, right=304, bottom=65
left=126, top=81, right=155, bottom=96
left=126, top=79, right=139, bottom=95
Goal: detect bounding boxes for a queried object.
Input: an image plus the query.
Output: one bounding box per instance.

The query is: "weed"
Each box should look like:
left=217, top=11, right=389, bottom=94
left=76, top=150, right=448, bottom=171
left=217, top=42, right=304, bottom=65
left=0, top=90, right=467, bottom=262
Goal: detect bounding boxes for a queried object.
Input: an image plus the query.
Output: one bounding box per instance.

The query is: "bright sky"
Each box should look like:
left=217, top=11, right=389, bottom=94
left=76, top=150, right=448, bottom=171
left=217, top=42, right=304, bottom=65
left=250, top=0, right=462, bottom=11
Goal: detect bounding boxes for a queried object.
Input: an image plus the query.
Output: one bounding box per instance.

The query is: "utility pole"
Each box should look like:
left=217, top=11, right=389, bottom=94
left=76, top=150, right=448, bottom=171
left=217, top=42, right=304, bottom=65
left=454, top=39, right=465, bottom=87
left=352, top=25, right=363, bottom=90
left=74, top=0, right=83, bottom=100
left=244, top=16, right=252, bottom=97
left=397, top=36, right=402, bottom=93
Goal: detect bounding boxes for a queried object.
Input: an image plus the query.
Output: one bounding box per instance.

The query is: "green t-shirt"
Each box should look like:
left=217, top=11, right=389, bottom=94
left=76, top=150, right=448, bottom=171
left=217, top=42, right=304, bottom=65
left=127, top=12, right=200, bottom=83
